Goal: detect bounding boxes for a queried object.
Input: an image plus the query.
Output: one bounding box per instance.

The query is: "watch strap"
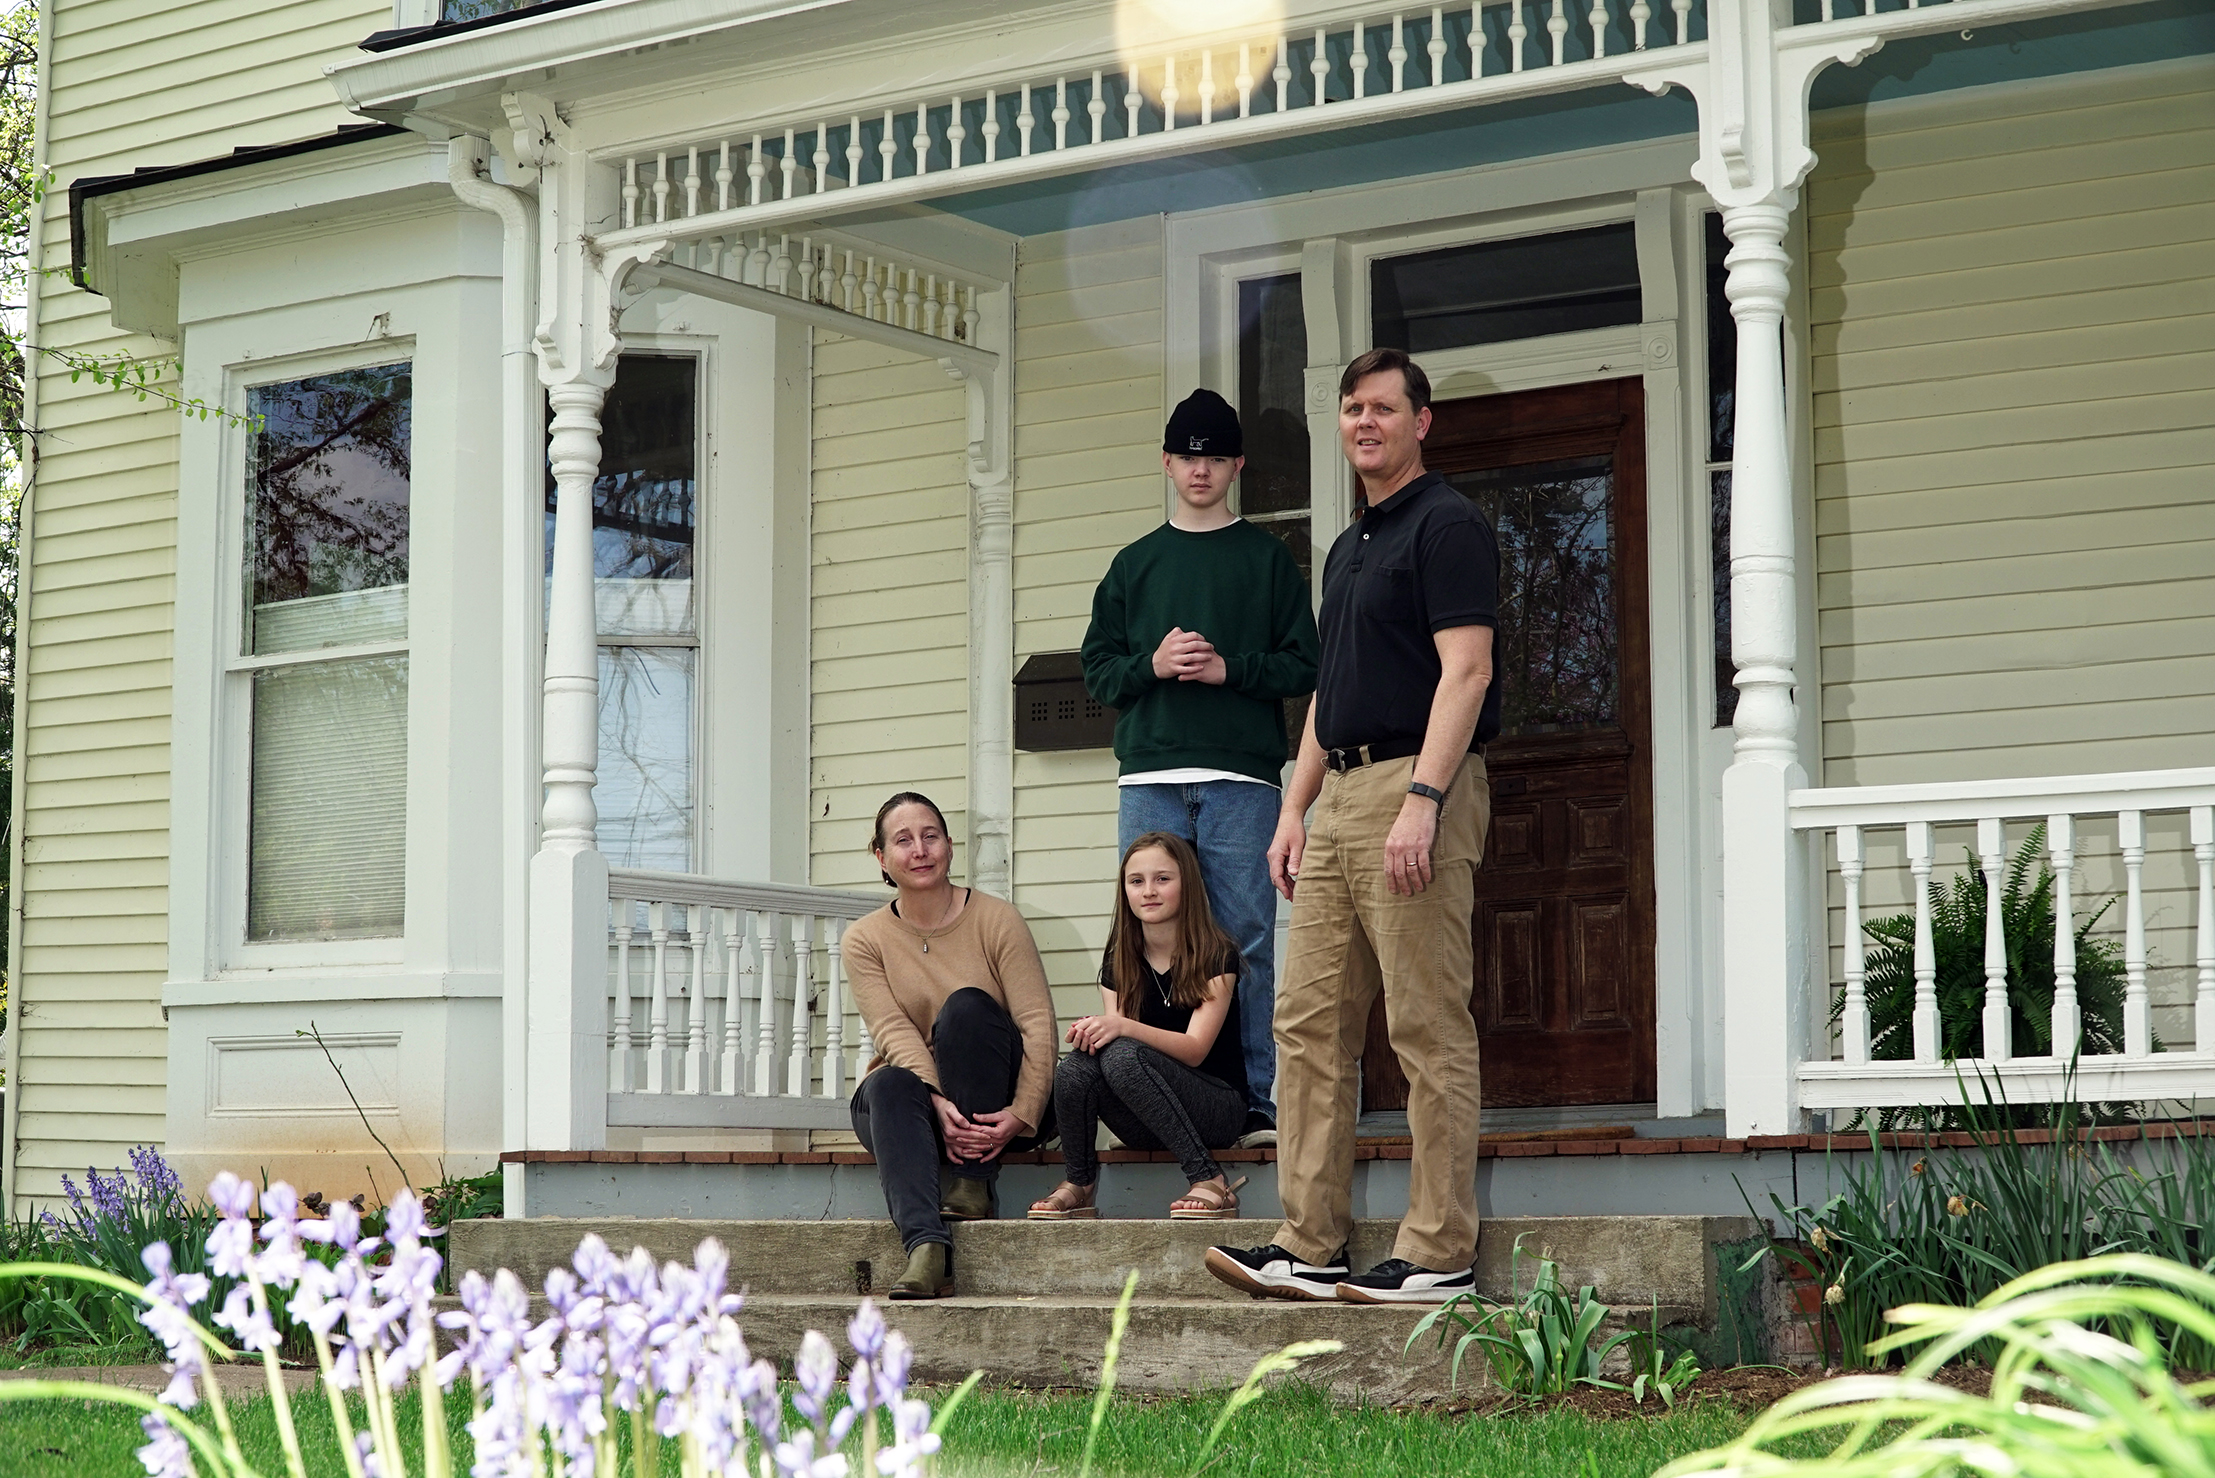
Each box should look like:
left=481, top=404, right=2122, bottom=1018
left=1407, top=781, right=1447, bottom=806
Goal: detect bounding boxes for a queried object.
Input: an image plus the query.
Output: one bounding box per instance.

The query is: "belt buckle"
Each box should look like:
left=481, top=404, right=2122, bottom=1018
left=1326, top=746, right=1361, bottom=773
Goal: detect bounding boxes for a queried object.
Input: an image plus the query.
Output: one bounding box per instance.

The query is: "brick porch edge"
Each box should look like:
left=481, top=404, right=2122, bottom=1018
left=501, top=1119, right=2215, bottom=1168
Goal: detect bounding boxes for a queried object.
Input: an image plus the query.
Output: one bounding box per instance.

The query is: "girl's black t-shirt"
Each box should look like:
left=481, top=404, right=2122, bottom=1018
left=1114, top=956, right=1248, bottom=1099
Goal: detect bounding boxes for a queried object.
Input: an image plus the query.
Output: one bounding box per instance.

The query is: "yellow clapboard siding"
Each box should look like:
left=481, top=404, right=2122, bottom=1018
left=1818, top=501, right=2215, bottom=575
left=1813, top=315, right=2213, bottom=399
left=1823, top=613, right=2215, bottom=684
left=1816, top=279, right=2203, bottom=359
left=1813, top=464, right=2205, bottom=537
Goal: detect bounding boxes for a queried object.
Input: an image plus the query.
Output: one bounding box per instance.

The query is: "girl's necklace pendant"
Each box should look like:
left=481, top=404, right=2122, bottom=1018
left=922, top=942, right=930, bottom=954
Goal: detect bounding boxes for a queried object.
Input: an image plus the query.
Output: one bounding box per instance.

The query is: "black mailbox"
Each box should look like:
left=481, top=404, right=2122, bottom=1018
left=1013, top=652, right=1117, bottom=752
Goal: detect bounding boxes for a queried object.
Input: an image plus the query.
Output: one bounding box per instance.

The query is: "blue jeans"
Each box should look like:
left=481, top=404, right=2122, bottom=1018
left=1118, top=779, right=1281, bottom=1118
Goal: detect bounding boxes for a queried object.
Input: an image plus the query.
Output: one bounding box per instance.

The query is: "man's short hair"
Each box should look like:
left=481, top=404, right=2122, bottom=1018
left=1338, top=346, right=1432, bottom=416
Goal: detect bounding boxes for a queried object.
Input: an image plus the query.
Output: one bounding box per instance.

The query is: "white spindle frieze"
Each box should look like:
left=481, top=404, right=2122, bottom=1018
left=601, top=3, right=1709, bottom=257
left=1791, top=769, right=2215, bottom=1114
left=606, top=871, right=881, bottom=1132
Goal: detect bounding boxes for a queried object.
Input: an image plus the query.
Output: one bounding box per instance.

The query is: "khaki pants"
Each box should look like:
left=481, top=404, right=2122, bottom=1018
left=1273, top=752, right=1487, bottom=1271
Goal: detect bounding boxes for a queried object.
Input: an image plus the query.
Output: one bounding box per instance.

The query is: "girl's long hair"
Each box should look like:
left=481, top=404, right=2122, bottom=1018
left=1103, top=832, right=1239, bottom=1015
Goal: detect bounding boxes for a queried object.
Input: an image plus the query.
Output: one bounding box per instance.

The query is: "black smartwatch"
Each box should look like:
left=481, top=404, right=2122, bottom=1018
left=1407, top=782, right=1447, bottom=806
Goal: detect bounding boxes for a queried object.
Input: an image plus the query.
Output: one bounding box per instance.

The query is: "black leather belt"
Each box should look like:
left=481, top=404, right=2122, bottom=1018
left=1324, top=738, right=1424, bottom=773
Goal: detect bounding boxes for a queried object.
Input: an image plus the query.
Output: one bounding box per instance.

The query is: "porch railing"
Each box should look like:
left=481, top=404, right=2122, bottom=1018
left=1790, top=769, right=2215, bottom=1114
left=604, top=870, right=882, bottom=1132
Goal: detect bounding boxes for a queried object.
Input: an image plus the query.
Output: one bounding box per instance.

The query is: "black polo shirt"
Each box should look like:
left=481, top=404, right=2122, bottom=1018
left=1314, top=470, right=1502, bottom=752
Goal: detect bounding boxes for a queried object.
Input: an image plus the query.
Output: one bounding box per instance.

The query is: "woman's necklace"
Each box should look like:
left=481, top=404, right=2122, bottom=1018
left=903, top=887, right=966, bottom=952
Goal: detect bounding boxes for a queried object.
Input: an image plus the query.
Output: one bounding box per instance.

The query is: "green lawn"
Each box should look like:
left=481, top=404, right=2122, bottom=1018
left=0, top=1379, right=1813, bottom=1478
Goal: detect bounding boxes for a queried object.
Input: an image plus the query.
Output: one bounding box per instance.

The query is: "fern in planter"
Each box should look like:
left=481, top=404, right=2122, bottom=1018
left=1845, top=825, right=2140, bottom=1127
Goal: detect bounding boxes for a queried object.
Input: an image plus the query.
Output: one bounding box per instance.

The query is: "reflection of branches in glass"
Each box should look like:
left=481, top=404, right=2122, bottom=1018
left=249, top=365, right=411, bottom=608
left=1456, top=457, right=1617, bottom=734
left=544, top=355, right=696, bottom=584
left=596, top=648, right=694, bottom=873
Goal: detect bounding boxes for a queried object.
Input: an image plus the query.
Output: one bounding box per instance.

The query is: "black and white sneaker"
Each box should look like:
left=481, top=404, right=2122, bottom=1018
left=1204, top=1242, right=1350, bottom=1301
left=1334, top=1259, right=1476, bottom=1305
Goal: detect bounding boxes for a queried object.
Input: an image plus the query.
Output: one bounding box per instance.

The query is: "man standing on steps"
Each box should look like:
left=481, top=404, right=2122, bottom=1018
left=1206, top=346, right=1500, bottom=1306
left=1081, top=388, right=1320, bottom=1146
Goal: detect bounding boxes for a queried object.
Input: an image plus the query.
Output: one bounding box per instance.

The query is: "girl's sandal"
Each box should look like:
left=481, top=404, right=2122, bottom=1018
left=1027, top=1181, right=1100, bottom=1220
left=1168, top=1174, right=1249, bottom=1221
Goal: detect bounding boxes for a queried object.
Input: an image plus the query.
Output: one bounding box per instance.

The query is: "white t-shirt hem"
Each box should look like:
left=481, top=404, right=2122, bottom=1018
left=1119, top=767, right=1278, bottom=789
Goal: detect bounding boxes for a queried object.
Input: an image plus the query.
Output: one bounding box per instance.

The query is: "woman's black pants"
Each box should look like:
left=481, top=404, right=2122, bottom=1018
left=850, top=987, right=1051, bottom=1251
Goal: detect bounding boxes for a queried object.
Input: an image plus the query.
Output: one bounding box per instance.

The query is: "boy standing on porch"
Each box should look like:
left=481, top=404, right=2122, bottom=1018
left=1081, top=388, right=1321, bottom=1144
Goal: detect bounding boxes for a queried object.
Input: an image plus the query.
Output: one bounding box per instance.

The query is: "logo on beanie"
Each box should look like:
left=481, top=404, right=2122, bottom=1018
left=1188, top=437, right=1205, bottom=451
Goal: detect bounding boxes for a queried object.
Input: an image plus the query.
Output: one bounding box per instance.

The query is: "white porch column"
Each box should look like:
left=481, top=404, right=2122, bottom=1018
left=956, top=286, right=1015, bottom=900
left=1628, top=1, right=1882, bottom=1137
left=514, top=97, right=672, bottom=1150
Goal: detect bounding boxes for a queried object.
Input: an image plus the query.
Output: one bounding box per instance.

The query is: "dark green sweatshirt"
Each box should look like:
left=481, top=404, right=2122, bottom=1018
left=1080, top=520, right=1321, bottom=784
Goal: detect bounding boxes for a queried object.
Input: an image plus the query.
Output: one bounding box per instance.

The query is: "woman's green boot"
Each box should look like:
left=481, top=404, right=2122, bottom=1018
left=939, top=1174, right=996, bottom=1221
left=888, top=1240, right=955, bottom=1300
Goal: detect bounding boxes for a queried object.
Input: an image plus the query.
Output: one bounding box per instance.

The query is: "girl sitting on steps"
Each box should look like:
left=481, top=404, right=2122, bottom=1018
left=1029, top=831, right=1251, bottom=1222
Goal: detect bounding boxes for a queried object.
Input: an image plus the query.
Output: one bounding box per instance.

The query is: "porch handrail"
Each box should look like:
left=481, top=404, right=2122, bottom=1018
left=1786, top=768, right=2215, bottom=1115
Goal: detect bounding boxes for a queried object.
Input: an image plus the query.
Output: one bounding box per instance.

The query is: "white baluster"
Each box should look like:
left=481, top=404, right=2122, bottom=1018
left=1978, top=818, right=2012, bottom=1062
left=2050, top=813, right=2081, bottom=1059
left=912, top=101, right=931, bottom=176
left=746, top=231, right=769, bottom=287
left=683, top=146, right=699, bottom=218
left=1510, top=2, right=1529, bottom=73
left=1162, top=55, right=1180, bottom=131
left=719, top=909, right=745, bottom=1095
left=1590, top=0, right=1609, bottom=58
left=846, top=115, right=865, bottom=186
left=1909, top=822, right=1939, bottom=1062
left=922, top=274, right=941, bottom=336
left=2194, top=807, right=2215, bottom=1052
left=1431, top=7, right=1449, bottom=84
left=824, top=921, right=848, bottom=1099
left=1548, top=0, right=1568, bottom=67
left=902, top=268, right=920, bottom=331
left=715, top=140, right=733, bottom=211
left=1822, top=0, right=1835, bottom=17
left=1472, top=2, right=1487, bottom=78
left=1237, top=44, right=1255, bottom=117
left=862, top=257, right=880, bottom=320
left=1631, top=0, right=1650, bottom=50
left=879, top=108, right=898, bottom=182
left=1274, top=37, right=1292, bottom=111
left=754, top=913, right=781, bottom=1094
left=1088, top=70, right=1107, bottom=141
left=788, top=915, right=815, bottom=1097
left=1018, top=85, right=1036, bottom=155
left=855, top=993, right=876, bottom=1090
left=840, top=251, right=858, bottom=313
left=1673, top=0, right=1691, bottom=44
left=1126, top=67, right=1143, bottom=135
left=982, top=89, right=1000, bottom=162
left=1311, top=28, right=1331, bottom=104
left=747, top=134, right=766, bottom=205
left=611, top=901, right=636, bottom=1091
left=1054, top=76, right=1071, bottom=149
left=1838, top=827, right=1868, bottom=1064
left=646, top=900, right=672, bottom=1093
left=1350, top=22, right=1369, bottom=98
left=770, top=233, right=792, bottom=294
left=947, top=95, right=967, bottom=168
left=962, top=285, right=979, bottom=344
left=622, top=157, right=639, bottom=229
left=2122, top=810, right=2150, bottom=1057
left=1200, top=49, right=1214, bottom=126
left=813, top=124, right=831, bottom=194
left=775, top=127, right=793, bottom=199
left=652, top=153, right=669, bottom=223
left=684, top=905, right=709, bottom=1094
left=1390, top=15, right=1408, bottom=90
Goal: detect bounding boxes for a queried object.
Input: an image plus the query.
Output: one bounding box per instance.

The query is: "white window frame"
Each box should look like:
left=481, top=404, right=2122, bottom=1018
left=217, top=340, right=421, bottom=971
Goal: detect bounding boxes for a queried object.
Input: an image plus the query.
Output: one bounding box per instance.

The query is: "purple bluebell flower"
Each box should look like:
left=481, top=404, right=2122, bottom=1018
left=136, top=1413, right=194, bottom=1478
left=88, top=1167, right=128, bottom=1223
left=138, top=1242, right=212, bottom=1409
left=794, top=1330, right=839, bottom=1426
left=873, top=1331, right=913, bottom=1410
left=774, top=1429, right=850, bottom=1478
left=207, top=1171, right=258, bottom=1221
left=875, top=1397, right=940, bottom=1478
left=212, top=1284, right=280, bottom=1355
left=848, top=1299, right=886, bottom=1361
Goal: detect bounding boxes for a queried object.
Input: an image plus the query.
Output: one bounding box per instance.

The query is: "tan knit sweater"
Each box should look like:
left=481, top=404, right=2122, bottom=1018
left=843, top=890, right=1058, bottom=1129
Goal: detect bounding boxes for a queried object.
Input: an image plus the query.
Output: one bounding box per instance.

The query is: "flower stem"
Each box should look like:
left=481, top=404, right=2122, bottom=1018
left=248, top=1273, right=309, bottom=1478
left=313, top=1328, right=367, bottom=1478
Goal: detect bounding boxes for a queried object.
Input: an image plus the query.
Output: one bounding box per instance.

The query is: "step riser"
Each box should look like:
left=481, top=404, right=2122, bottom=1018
left=452, top=1215, right=1755, bottom=1311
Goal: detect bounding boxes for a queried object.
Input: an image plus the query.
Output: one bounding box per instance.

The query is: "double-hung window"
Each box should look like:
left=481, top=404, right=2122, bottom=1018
left=547, top=354, right=700, bottom=872
left=243, top=364, right=413, bottom=942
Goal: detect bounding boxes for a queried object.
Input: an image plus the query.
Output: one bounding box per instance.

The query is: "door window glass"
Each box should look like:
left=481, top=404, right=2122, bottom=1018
left=1237, top=273, right=1312, bottom=583
left=1371, top=224, right=1641, bottom=354
left=1447, top=454, right=1617, bottom=734
left=1705, top=212, right=1739, bottom=727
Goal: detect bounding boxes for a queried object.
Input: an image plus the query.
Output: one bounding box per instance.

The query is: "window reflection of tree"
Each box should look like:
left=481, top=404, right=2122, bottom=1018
left=1456, top=456, right=1617, bottom=735
left=596, top=649, right=694, bottom=872
left=249, top=367, right=411, bottom=607
left=543, top=356, right=696, bottom=587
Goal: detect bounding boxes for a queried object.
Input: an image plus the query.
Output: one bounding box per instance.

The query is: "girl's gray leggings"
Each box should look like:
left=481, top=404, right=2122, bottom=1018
left=1054, top=1037, right=1245, bottom=1187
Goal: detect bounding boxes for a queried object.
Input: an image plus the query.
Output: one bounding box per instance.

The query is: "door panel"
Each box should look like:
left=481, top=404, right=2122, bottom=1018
left=1359, top=377, right=1657, bottom=1111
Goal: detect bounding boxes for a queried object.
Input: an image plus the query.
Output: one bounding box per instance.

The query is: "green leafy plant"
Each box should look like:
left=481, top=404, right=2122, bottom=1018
left=1660, top=1253, right=2215, bottom=1477
left=1593, top=1299, right=1703, bottom=1409
left=1848, top=826, right=2137, bottom=1129
left=1408, top=1234, right=1638, bottom=1394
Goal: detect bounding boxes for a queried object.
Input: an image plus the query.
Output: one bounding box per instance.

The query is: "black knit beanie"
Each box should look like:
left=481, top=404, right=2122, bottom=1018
left=1162, top=388, right=1244, bottom=457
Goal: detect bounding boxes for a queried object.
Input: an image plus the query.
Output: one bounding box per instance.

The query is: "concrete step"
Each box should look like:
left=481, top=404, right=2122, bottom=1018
left=449, top=1214, right=1759, bottom=1401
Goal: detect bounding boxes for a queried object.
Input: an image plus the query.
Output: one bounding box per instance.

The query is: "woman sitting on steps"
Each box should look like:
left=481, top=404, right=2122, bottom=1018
left=1030, top=831, right=1251, bottom=1222
left=845, top=791, right=1058, bottom=1300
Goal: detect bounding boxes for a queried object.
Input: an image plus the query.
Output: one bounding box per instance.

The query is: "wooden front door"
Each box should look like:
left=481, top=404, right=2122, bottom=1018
left=1361, top=377, right=1658, bottom=1110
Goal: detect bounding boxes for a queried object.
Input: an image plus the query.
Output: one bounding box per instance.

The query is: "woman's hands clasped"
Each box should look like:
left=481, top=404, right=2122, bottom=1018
left=1065, top=1013, right=1128, bottom=1055
left=931, top=1092, right=1028, bottom=1164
